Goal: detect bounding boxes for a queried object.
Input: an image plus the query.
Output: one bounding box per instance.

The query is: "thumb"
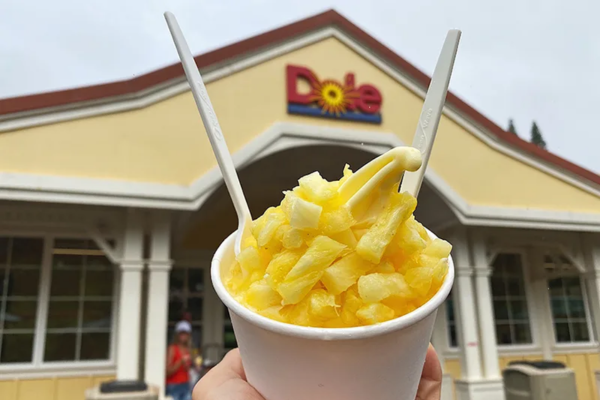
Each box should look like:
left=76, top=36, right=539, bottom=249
left=415, top=344, right=442, bottom=400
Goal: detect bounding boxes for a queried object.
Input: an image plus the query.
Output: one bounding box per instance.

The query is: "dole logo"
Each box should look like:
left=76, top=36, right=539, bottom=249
left=286, top=65, right=382, bottom=124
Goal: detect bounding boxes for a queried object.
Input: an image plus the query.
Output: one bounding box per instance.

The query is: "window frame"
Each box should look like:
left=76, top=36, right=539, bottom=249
left=0, top=230, right=119, bottom=372
left=444, top=290, right=458, bottom=349
left=167, top=262, right=206, bottom=347
left=168, top=255, right=216, bottom=351
left=547, top=275, right=596, bottom=348
left=491, top=248, right=539, bottom=351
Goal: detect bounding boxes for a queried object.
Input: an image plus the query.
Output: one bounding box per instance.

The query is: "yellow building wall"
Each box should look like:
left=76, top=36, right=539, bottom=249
left=0, top=375, right=114, bottom=400
left=446, top=354, right=599, bottom=400
left=0, top=37, right=597, bottom=213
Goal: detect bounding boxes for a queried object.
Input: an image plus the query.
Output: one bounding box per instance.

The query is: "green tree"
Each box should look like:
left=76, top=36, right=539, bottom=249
left=507, top=119, right=518, bottom=135
left=530, top=121, right=547, bottom=149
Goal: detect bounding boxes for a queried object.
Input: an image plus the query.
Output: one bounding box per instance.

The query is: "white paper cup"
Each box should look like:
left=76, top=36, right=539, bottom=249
left=212, top=229, right=454, bottom=400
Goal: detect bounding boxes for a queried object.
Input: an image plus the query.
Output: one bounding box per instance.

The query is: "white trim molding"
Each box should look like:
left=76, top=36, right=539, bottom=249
left=1, top=26, right=598, bottom=200
left=0, top=122, right=598, bottom=233
left=0, top=365, right=116, bottom=380
left=0, top=26, right=596, bottom=227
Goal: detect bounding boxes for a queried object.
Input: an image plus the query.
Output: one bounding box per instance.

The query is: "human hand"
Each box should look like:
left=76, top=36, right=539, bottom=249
left=193, top=349, right=263, bottom=400
left=416, top=344, right=443, bottom=400
left=193, top=344, right=442, bottom=400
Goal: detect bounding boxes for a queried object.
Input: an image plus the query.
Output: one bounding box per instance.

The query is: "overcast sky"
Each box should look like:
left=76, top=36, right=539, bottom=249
left=1, top=0, right=598, bottom=174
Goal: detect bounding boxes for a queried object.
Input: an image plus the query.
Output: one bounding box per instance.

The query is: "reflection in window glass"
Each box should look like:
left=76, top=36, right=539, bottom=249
left=549, top=277, right=590, bottom=343
left=0, top=237, right=43, bottom=364
left=223, top=306, right=237, bottom=351
left=491, top=253, right=532, bottom=345
left=445, top=290, right=458, bottom=348
left=168, top=266, right=203, bottom=349
left=0, top=333, right=34, bottom=363
left=44, top=239, right=114, bottom=362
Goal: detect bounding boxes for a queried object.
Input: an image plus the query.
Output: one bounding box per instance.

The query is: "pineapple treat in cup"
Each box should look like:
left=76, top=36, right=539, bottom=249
left=211, top=147, right=454, bottom=400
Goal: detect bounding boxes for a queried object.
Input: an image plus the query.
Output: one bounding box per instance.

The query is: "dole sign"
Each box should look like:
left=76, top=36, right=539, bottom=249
left=286, top=65, right=382, bottom=124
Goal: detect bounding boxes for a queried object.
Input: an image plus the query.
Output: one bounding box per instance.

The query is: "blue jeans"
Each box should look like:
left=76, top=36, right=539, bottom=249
left=166, top=382, right=191, bottom=400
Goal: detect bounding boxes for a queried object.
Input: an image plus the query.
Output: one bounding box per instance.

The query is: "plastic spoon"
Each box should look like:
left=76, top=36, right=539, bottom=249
left=338, top=30, right=461, bottom=216
left=400, top=29, right=461, bottom=197
left=164, top=12, right=253, bottom=256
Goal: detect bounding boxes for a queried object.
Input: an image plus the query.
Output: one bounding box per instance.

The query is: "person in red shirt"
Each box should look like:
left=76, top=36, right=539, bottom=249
left=166, top=320, right=193, bottom=400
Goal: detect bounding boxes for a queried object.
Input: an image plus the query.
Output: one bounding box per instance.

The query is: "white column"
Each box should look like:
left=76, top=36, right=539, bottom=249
left=117, top=209, right=145, bottom=380
left=431, top=304, right=448, bottom=369
left=432, top=304, right=455, bottom=400
left=144, top=212, right=172, bottom=397
left=450, top=227, right=505, bottom=400
left=528, top=248, right=553, bottom=360
left=470, top=234, right=501, bottom=380
left=448, top=227, right=483, bottom=381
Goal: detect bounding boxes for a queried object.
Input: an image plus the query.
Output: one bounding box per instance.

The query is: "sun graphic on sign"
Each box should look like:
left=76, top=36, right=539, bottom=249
left=310, top=80, right=359, bottom=115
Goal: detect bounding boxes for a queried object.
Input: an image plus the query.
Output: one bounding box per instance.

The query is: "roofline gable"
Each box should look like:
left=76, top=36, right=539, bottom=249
left=0, top=9, right=597, bottom=189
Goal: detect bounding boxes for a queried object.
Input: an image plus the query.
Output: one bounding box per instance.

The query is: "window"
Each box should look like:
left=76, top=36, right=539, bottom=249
left=0, top=236, right=116, bottom=366
left=45, top=239, right=115, bottom=362
left=0, top=237, right=44, bottom=363
left=549, top=277, right=590, bottom=343
left=223, top=306, right=237, bottom=351
left=490, top=253, right=532, bottom=345
left=445, top=290, right=458, bottom=348
left=168, top=266, right=204, bottom=348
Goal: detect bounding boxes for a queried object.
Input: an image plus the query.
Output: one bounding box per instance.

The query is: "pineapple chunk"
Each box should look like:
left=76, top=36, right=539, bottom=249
left=242, top=235, right=258, bottom=250
left=281, top=191, right=295, bottom=220
left=418, top=253, right=440, bottom=270
left=252, top=207, right=275, bottom=237
left=225, top=262, right=250, bottom=293
left=323, top=317, right=347, bottom=328
left=308, top=289, right=339, bottom=320
left=237, top=246, right=266, bottom=274
left=422, top=238, right=452, bottom=259
left=277, top=236, right=346, bottom=304
left=395, top=218, right=428, bottom=255
left=282, top=228, right=304, bottom=249
left=352, top=228, right=369, bottom=241
left=245, top=279, right=282, bottom=310
left=275, top=225, right=289, bottom=242
left=319, top=205, right=356, bottom=234
left=262, top=239, right=282, bottom=256
left=321, top=252, right=373, bottom=295
left=405, top=267, right=433, bottom=296
left=281, top=299, right=312, bottom=327
left=257, top=306, right=285, bottom=323
left=382, top=296, right=417, bottom=317
left=389, top=253, right=420, bottom=274
left=338, top=164, right=353, bottom=186
left=358, top=272, right=415, bottom=303
left=407, top=216, right=430, bottom=243
left=356, top=303, right=395, bottom=325
left=298, top=172, right=338, bottom=205
left=256, top=209, right=286, bottom=247
left=330, top=229, right=358, bottom=248
left=431, top=258, right=449, bottom=288
left=373, top=260, right=395, bottom=273
left=265, top=249, right=304, bottom=289
left=341, top=286, right=363, bottom=326
left=356, top=192, right=417, bottom=264
left=290, top=197, right=322, bottom=230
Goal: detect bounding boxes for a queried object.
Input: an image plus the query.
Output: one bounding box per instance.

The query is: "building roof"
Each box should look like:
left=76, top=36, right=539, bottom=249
left=0, top=9, right=598, bottom=187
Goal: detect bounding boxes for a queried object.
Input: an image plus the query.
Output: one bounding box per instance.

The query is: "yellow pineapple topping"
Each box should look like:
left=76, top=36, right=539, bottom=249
left=224, top=165, right=451, bottom=327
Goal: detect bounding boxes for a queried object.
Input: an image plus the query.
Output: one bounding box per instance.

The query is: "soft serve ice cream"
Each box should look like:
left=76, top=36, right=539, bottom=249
left=224, top=147, right=451, bottom=328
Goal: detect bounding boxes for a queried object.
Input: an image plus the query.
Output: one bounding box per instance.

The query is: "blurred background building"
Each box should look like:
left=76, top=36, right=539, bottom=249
left=0, top=10, right=598, bottom=400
